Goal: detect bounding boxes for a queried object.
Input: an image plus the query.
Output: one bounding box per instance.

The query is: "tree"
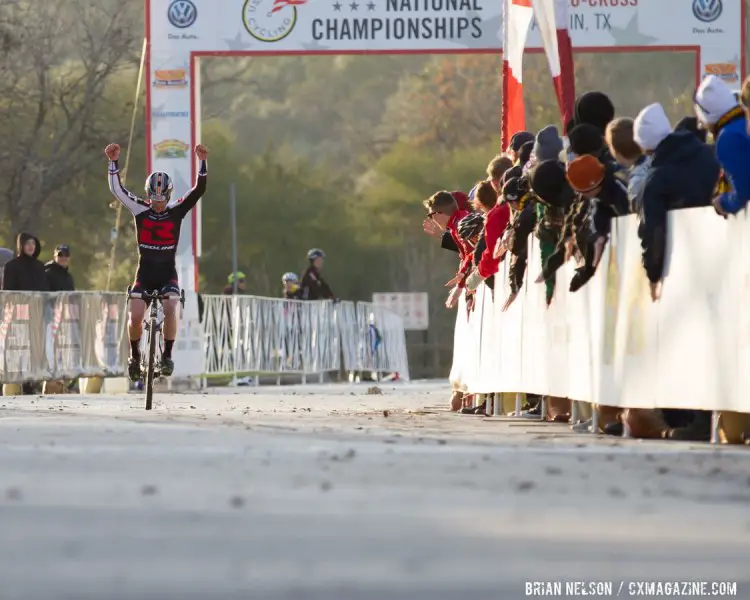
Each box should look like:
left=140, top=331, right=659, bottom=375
left=0, top=0, right=140, bottom=235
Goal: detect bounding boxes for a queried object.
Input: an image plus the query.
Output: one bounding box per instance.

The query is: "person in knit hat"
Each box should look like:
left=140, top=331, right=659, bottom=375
left=568, top=123, right=605, bottom=158
left=526, top=160, right=571, bottom=305
left=634, top=102, right=720, bottom=300
left=529, top=160, right=570, bottom=208
left=567, top=155, right=605, bottom=196
left=497, top=176, right=537, bottom=306
left=532, top=125, right=564, bottom=163
left=694, top=74, right=750, bottom=215
left=506, top=131, right=535, bottom=162
left=517, top=140, right=534, bottom=168
left=574, top=91, right=615, bottom=135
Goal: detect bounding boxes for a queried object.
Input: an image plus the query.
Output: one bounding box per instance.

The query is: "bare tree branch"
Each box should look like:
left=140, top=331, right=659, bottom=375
left=0, top=0, right=140, bottom=232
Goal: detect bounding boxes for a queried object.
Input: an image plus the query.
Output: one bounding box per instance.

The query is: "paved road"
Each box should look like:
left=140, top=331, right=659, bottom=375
left=1, top=382, right=749, bottom=600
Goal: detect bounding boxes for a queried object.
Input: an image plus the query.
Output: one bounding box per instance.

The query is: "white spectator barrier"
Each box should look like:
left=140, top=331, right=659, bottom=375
left=0, top=291, right=129, bottom=383
left=452, top=207, right=749, bottom=413
left=0, top=292, right=409, bottom=385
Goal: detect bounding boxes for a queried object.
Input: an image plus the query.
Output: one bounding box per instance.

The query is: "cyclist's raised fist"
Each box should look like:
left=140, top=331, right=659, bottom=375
left=195, top=144, right=208, bottom=160
left=105, top=144, right=120, bottom=161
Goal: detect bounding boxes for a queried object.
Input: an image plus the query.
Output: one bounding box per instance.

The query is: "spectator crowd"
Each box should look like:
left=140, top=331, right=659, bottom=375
left=223, top=248, right=336, bottom=302
left=1, top=235, right=75, bottom=292
left=423, top=74, right=750, bottom=443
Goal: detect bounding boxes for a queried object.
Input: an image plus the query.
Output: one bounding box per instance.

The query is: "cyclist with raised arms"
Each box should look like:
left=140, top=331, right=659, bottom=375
left=104, top=142, right=208, bottom=381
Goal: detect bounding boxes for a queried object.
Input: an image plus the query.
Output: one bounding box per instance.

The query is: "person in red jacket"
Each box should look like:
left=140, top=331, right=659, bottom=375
left=423, top=191, right=470, bottom=307
left=464, top=180, right=511, bottom=291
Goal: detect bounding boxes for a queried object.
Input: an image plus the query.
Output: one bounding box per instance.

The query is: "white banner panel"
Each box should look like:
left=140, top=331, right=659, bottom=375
left=454, top=208, right=750, bottom=414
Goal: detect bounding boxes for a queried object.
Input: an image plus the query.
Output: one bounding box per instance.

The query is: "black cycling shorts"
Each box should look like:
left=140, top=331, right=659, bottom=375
left=131, top=262, right=180, bottom=297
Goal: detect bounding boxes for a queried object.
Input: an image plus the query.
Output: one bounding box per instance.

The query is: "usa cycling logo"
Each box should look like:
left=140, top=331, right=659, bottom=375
left=168, top=0, right=197, bottom=29
left=693, top=0, right=722, bottom=23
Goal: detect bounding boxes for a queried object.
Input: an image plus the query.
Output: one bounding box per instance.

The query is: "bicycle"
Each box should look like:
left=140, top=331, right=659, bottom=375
left=126, top=287, right=185, bottom=410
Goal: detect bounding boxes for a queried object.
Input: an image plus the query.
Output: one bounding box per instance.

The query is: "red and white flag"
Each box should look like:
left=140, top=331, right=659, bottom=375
left=531, top=0, right=576, bottom=133
left=501, top=0, right=534, bottom=150
left=271, top=0, right=307, bottom=13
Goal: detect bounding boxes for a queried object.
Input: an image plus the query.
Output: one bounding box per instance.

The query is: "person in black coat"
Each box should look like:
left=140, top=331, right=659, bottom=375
left=633, top=102, right=721, bottom=300
left=2, top=232, right=48, bottom=291
left=44, top=244, right=75, bottom=292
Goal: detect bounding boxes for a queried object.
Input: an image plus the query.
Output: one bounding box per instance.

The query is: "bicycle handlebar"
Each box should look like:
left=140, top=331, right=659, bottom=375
left=127, top=288, right=186, bottom=305
left=128, top=291, right=172, bottom=301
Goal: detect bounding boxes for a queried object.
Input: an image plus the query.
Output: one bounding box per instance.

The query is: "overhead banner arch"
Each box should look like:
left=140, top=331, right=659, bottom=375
left=146, top=0, right=745, bottom=290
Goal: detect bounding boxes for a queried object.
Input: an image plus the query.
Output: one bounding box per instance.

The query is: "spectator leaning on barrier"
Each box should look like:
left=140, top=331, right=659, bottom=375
left=634, top=102, right=720, bottom=301
left=465, top=180, right=511, bottom=294
left=605, top=117, right=651, bottom=214
left=423, top=191, right=471, bottom=308
left=45, top=245, right=75, bottom=292
left=675, top=115, right=707, bottom=144
left=564, top=155, right=628, bottom=292
left=2, top=233, right=48, bottom=292
left=301, top=248, right=334, bottom=301
left=486, top=154, right=514, bottom=195
left=528, top=131, right=570, bottom=306
left=693, top=74, right=750, bottom=216
left=455, top=212, right=485, bottom=313
left=498, top=175, right=536, bottom=309
left=223, top=271, right=246, bottom=295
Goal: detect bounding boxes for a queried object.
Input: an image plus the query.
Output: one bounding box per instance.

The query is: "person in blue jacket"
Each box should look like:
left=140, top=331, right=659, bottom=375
left=693, top=74, right=750, bottom=216
left=634, top=102, right=720, bottom=301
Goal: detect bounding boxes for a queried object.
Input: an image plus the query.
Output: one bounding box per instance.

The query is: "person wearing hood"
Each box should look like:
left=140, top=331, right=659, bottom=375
left=634, top=102, right=720, bottom=300
left=2, top=233, right=48, bottom=291
left=44, top=245, right=75, bottom=292
left=693, top=75, right=750, bottom=216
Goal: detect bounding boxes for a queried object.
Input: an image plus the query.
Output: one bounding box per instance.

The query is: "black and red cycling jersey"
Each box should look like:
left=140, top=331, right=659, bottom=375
left=107, top=159, right=207, bottom=265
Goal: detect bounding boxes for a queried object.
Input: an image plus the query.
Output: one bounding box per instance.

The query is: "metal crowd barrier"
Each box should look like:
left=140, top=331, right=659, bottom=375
left=0, top=291, right=128, bottom=383
left=0, top=292, right=409, bottom=386
left=201, top=295, right=410, bottom=383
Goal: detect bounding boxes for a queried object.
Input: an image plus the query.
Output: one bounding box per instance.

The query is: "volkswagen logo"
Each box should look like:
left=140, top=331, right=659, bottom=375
left=692, top=0, right=722, bottom=23
left=168, top=0, right=197, bottom=29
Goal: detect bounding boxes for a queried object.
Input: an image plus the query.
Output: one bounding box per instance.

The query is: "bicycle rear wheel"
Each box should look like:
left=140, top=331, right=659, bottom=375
left=145, top=316, right=158, bottom=410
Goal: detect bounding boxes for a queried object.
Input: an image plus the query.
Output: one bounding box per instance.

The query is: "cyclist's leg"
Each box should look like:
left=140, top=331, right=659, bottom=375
left=128, top=275, right=148, bottom=381
left=158, top=270, right=181, bottom=376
